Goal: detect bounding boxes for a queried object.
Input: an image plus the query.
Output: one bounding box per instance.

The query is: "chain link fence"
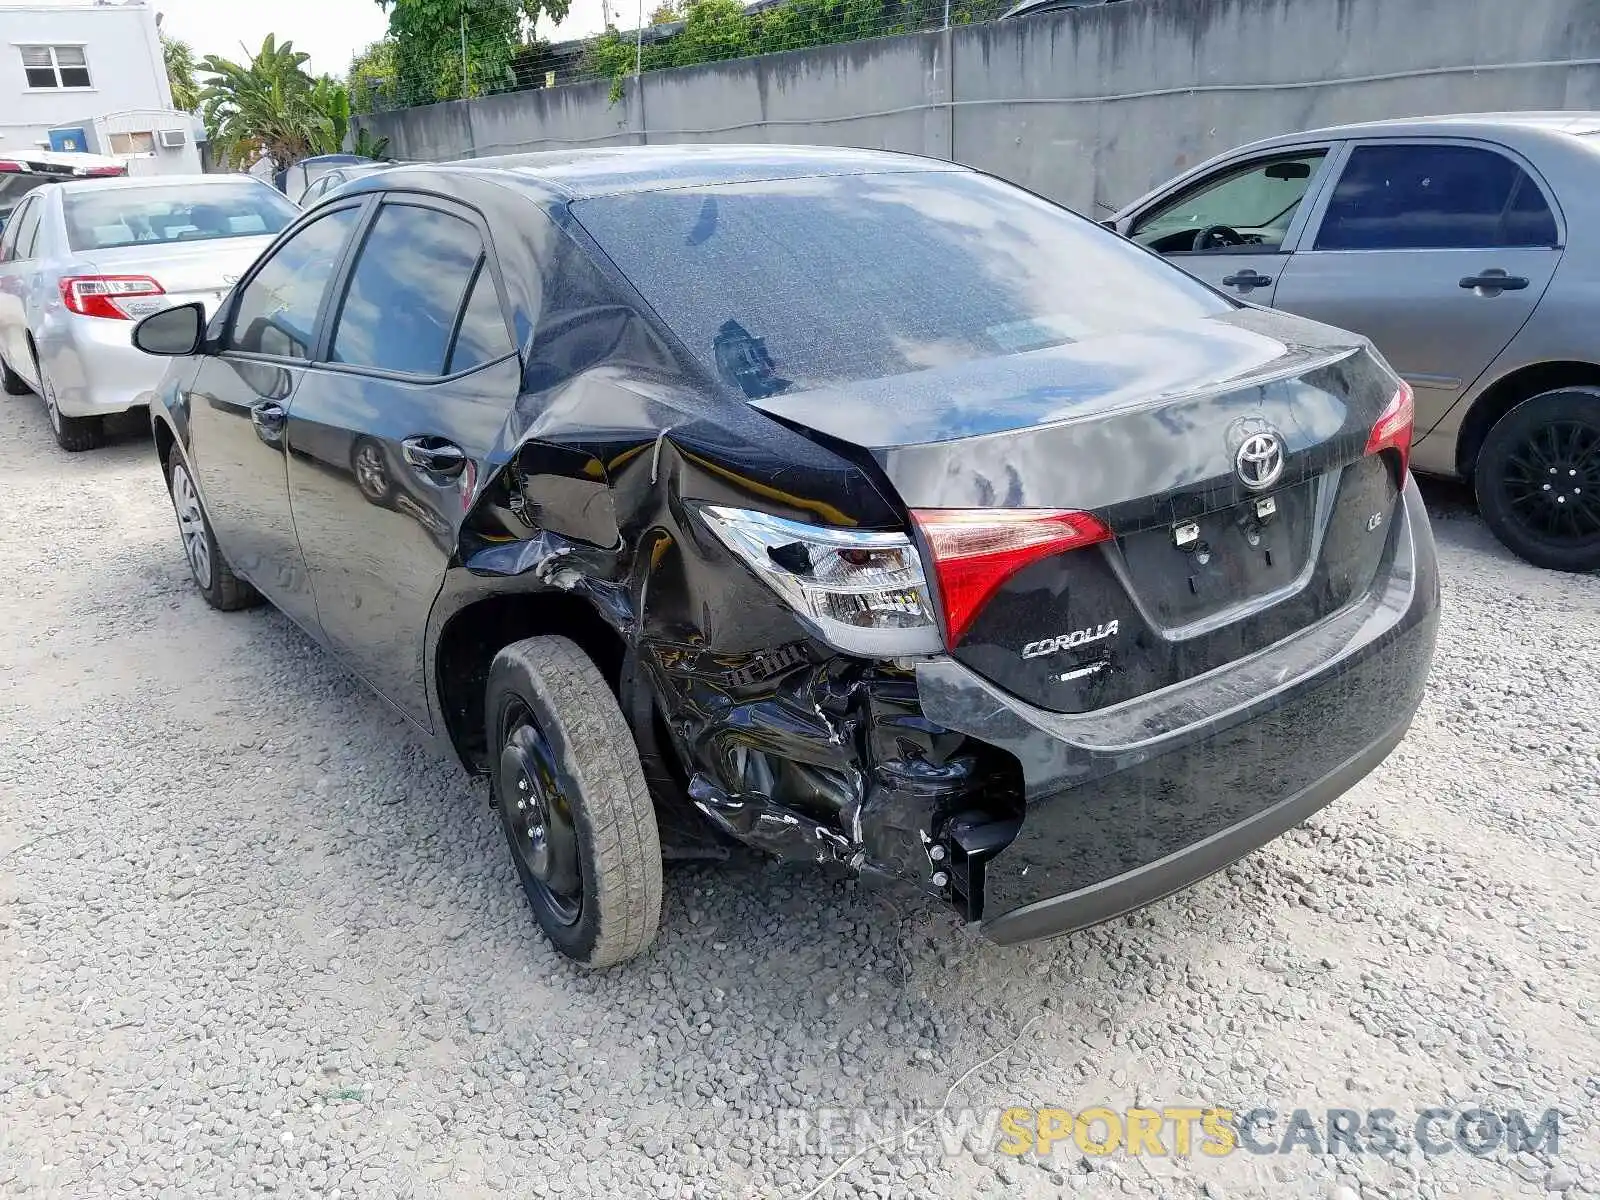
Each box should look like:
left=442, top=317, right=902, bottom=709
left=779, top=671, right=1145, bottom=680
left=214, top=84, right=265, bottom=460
left=355, top=0, right=1018, bottom=114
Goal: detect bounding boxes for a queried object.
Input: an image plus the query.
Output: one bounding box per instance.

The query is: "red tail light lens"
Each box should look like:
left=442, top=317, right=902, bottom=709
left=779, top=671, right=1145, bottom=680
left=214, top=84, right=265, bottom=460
left=0, top=160, right=25, bottom=174
left=59, top=275, right=165, bottom=320
left=81, top=165, right=127, bottom=177
left=1365, top=380, right=1415, bottom=477
left=911, top=508, right=1112, bottom=647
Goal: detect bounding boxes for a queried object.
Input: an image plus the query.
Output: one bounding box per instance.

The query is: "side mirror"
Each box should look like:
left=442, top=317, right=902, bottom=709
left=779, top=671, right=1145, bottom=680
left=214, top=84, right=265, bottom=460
left=133, top=301, right=205, bottom=356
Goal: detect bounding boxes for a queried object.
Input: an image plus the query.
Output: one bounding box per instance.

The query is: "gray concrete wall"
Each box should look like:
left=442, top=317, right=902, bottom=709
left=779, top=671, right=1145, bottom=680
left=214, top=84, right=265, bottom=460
left=357, top=0, right=1600, bottom=213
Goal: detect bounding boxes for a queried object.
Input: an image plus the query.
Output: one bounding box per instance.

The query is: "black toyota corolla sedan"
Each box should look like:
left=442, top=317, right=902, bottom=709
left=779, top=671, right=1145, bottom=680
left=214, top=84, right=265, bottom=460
left=130, top=146, right=1439, bottom=968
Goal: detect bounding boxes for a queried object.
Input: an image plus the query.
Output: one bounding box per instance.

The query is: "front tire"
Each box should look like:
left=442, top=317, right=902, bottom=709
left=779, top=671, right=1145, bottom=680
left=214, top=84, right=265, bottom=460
left=1474, top=388, right=1600, bottom=573
left=486, top=635, right=662, bottom=969
left=168, top=455, right=262, bottom=610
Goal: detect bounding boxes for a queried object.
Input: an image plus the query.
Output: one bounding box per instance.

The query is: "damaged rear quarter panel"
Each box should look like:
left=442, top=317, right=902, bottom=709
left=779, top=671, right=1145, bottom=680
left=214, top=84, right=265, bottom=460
left=428, top=193, right=1019, bottom=898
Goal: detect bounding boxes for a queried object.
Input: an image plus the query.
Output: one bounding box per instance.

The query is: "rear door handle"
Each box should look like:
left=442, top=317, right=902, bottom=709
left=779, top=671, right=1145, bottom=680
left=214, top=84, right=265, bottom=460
left=401, top=435, right=466, bottom=477
left=250, top=401, right=286, bottom=431
left=1459, top=271, right=1530, bottom=292
left=1221, top=269, right=1273, bottom=289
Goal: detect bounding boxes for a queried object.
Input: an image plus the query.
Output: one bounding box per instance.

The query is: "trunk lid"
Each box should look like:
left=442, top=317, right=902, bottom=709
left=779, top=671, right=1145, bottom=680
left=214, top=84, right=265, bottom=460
left=753, top=307, right=1407, bottom=713
left=74, top=236, right=276, bottom=320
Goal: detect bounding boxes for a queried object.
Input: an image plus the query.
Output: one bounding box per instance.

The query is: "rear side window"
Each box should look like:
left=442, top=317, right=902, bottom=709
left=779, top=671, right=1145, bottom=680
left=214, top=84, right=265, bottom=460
left=229, top=206, right=362, bottom=358
left=574, top=170, right=1229, bottom=396
left=447, top=261, right=514, bottom=373
left=1314, top=143, right=1558, bottom=250
left=330, top=204, right=483, bottom=376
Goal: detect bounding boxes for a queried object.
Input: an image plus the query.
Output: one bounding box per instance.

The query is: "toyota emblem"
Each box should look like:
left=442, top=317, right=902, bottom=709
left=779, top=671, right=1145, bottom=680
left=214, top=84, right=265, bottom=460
left=1235, top=430, right=1285, bottom=491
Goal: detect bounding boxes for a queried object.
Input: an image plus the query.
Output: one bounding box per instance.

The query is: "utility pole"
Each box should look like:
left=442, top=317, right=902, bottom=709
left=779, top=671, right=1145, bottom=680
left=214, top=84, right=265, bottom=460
left=635, top=0, right=644, bottom=77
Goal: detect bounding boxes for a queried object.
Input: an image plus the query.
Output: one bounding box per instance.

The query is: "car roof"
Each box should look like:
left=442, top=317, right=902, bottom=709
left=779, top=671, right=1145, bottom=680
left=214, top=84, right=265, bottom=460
left=53, top=173, right=280, bottom=195
left=381, top=144, right=961, bottom=200
left=1235, top=112, right=1600, bottom=152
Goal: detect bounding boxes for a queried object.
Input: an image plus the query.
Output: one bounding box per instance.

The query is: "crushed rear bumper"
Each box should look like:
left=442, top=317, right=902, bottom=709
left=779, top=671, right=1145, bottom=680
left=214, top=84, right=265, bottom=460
left=915, top=476, right=1440, bottom=944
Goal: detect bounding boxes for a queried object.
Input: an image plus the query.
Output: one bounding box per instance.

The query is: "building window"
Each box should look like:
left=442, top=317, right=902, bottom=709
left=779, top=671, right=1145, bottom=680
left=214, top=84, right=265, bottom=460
left=108, top=132, right=156, bottom=155
left=20, top=45, right=92, bottom=89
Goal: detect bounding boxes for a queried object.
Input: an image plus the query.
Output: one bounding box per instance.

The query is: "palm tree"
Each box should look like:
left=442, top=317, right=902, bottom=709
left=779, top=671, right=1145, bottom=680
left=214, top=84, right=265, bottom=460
left=162, top=36, right=200, bottom=111
left=198, top=35, right=330, bottom=172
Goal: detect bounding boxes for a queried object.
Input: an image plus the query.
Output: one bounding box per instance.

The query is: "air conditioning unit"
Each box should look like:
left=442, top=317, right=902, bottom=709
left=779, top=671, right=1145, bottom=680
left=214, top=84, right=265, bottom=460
left=158, top=129, right=187, bottom=149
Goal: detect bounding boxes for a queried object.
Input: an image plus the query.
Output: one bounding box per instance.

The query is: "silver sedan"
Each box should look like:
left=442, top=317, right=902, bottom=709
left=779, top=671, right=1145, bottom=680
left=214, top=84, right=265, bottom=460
left=0, top=174, right=296, bottom=451
left=1113, top=113, right=1600, bottom=572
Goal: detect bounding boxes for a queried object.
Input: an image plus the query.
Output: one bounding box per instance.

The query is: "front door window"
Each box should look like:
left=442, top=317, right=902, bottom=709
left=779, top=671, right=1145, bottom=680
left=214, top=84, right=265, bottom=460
left=1131, top=152, right=1328, bottom=255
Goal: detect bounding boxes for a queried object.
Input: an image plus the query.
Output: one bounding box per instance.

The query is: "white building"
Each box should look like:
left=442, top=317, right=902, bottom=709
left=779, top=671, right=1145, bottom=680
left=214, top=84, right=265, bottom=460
left=0, top=1, right=203, bottom=174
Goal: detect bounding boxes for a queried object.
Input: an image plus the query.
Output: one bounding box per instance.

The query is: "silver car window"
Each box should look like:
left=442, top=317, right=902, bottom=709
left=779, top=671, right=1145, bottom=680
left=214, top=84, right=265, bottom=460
left=1131, top=152, right=1328, bottom=254
left=1313, top=143, right=1558, bottom=251
left=11, top=196, right=44, bottom=260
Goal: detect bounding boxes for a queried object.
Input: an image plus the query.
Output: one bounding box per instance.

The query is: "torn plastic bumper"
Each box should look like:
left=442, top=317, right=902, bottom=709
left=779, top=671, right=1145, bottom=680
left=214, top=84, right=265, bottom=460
left=916, top=477, right=1440, bottom=943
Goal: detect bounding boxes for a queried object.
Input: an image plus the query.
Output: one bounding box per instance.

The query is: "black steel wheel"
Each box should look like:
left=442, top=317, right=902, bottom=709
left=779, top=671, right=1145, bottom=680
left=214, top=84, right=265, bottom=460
left=486, top=635, right=662, bottom=968
left=1475, top=388, right=1600, bottom=573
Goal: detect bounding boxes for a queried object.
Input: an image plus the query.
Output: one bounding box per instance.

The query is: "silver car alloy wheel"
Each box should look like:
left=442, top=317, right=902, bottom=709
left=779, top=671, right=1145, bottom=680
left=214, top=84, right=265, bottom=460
left=171, top=463, right=213, bottom=591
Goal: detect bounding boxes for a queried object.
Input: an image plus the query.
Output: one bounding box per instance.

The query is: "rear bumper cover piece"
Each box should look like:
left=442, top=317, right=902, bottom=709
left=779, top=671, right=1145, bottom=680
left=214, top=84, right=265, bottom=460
left=916, top=477, right=1440, bottom=944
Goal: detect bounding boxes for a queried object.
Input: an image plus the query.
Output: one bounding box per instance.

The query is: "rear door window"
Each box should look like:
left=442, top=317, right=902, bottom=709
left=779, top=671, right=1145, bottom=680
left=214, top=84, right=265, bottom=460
left=10, top=197, right=44, bottom=260
left=328, top=203, right=483, bottom=376
left=1313, top=143, right=1559, bottom=250
left=228, top=206, right=363, bottom=359
left=0, top=196, right=35, bottom=261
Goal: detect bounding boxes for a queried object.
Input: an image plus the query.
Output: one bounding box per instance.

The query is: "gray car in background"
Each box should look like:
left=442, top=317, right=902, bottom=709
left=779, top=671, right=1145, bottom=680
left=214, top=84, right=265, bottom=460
left=0, top=175, right=297, bottom=451
left=1114, top=113, right=1600, bottom=572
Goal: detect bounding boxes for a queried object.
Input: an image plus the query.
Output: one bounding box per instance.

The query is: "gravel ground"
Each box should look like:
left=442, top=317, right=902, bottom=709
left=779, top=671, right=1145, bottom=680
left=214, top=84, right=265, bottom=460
left=1, top=397, right=1597, bottom=1200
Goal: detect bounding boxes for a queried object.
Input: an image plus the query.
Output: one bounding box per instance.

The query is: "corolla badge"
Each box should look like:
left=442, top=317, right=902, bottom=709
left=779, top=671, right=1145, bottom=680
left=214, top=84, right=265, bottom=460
left=1234, top=429, right=1285, bottom=491
left=1022, top=620, right=1119, bottom=660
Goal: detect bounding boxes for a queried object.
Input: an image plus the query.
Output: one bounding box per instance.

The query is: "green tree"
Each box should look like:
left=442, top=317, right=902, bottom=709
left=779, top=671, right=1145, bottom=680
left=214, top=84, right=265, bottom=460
left=347, top=39, right=399, bottom=114
left=310, top=75, right=353, bottom=152
left=198, top=35, right=329, bottom=171
left=376, top=0, right=573, bottom=106
left=350, top=127, right=392, bottom=159
left=162, top=35, right=201, bottom=111
left=648, top=1, right=681, bottom=23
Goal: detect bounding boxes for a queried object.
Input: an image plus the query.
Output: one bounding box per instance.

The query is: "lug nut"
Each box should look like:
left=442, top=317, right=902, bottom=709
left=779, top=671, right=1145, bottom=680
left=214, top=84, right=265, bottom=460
left=928, top=844, right=948, bottom=863
left=931, top=870, right=950, bottom=888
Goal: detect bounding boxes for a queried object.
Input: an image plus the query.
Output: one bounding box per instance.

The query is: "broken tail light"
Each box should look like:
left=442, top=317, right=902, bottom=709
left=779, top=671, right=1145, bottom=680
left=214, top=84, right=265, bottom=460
left=698, top=505, right=943, bottom=657
left=1365, top=380, right=1415, bottom=478
left=912, top=509, right=1112, bottom=647
left=60, top=275, right=165, bottom=320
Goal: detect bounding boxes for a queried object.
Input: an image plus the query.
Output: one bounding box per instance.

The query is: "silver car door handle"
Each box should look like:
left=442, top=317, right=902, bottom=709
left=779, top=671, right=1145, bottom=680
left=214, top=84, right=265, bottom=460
left=1459, top=271, right=1529, bottom=292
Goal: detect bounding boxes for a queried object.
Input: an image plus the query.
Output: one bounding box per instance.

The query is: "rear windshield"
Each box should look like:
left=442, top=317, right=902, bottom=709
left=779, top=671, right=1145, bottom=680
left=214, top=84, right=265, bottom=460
left=64, top=183, right=296, bottom=252
left=573, top=170, right=1230, bottom=397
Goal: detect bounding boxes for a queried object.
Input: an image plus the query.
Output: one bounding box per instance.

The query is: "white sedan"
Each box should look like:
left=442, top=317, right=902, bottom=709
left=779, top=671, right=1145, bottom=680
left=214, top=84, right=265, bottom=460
left=0, top=174, right=296, bottom=450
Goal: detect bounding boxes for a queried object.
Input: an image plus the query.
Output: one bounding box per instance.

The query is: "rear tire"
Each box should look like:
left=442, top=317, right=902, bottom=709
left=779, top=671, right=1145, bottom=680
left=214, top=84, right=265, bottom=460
left=1474, top=388, right=1600, bottom=573
left=1, top=355, right=30, bottom=396
left=36, top=357, right=103, bottom=452
left=486, top=635, right=662, bottom=969
left=167, top=454, right=262, bottom=611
